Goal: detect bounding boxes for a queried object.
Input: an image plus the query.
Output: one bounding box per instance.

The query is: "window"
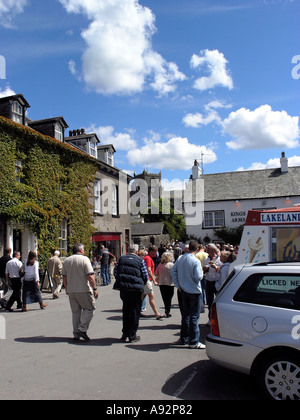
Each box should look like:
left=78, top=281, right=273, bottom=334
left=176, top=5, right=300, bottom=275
left=94, top=180, right=102, bottom=214
left=112, top=184, right=118, bottom=216
left=15, top=160, right=23, bottom=183
left=203, top=211, right=225, bottom=228
left=234, top=273, right=300, bottom=310
left=271, top=227, right=300, bottom=262
left=73, top=139, right=87, bottom=151
left=54, top=123, right=63, bottom=141
left=107, top=150, right=114, bottom=166
left=59, top=219, right=68, bottom=256
left=89, top=141, right=97, bottom=158
left=11, top=101, right=23, bottom=124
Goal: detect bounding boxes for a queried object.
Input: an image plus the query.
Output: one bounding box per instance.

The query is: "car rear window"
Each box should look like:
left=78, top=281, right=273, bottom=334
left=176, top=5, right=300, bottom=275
left=234, top=273, right=300, bottom=310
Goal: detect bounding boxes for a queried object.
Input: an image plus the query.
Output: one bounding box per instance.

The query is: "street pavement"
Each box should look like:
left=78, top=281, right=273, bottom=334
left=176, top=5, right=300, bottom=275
left=0, top=284, right=261, bottom=401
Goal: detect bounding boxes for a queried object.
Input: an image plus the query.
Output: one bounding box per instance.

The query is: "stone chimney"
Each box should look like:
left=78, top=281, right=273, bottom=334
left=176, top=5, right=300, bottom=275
left=280, top=152, right=288, bottom=173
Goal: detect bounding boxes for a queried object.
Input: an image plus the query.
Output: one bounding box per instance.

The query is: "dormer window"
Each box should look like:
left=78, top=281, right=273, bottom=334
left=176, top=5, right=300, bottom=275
left=27, top=117, right=68, bottom=140
left=65, top=130, right=99, bottom=158
left=0, top=94, right=30, bottom=125
left=54, top=123, right=63, bottom=141
left=107, top=150, right=114, bottom=166
left=89, top=140, right=97, bottom=158
left=97, top=144, right=116, bottom=166
left=12, top=101, right=23, bottom=124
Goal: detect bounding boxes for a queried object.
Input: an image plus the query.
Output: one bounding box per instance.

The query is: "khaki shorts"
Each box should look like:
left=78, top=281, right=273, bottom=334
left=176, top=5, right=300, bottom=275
left=144, top=279, right=154, bottom=295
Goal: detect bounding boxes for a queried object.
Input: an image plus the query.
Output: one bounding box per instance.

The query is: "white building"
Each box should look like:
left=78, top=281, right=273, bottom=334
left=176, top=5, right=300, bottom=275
left=185, top=153, right=300, bottom=244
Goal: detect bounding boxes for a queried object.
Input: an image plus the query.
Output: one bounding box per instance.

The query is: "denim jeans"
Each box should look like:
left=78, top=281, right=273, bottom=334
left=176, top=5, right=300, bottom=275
left=180, top=290, right=202, bottom=345
left=101, top=264, right=109, bottom=286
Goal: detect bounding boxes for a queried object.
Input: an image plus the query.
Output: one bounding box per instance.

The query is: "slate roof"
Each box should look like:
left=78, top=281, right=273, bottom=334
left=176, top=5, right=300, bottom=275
left=201, top=167, right=300, bottom=202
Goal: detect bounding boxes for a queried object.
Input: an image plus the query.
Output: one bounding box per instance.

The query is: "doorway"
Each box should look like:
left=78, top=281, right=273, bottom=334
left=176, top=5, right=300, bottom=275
left=13, top=229, right=22, bottom=257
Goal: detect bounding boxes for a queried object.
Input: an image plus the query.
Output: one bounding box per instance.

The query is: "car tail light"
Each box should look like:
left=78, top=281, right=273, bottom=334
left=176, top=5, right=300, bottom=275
left=211, top=303, right=220, bottom=337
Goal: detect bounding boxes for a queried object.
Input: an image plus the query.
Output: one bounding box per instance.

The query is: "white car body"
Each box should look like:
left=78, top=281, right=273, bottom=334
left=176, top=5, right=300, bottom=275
left=206, top=263, right=300, bottom=400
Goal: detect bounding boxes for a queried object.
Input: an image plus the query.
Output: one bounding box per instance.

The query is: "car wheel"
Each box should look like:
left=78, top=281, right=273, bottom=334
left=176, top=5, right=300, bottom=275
left=257, top=352, right=300, bottom=400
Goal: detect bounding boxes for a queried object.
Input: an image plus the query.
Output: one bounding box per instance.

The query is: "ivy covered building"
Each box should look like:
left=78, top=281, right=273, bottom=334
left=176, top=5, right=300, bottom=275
left=0, top=94, right=131, bottom=267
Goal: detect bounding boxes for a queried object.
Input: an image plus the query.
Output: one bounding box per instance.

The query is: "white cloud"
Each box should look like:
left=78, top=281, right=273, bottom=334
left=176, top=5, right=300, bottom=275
left=59, top=0, right=186, bottom=96
left=0, top=0, right=28, bottom=26
left=0, top=85, right=15, bottom=97
left=143, top=130, right=161, bottom=144
left=145, top=51, right=186, bottom=97
left=190, top=49, right=233, bottom=91
left=183, top=111, right=220, bottom=128
left=161, top=178, right=188, bottom=191
left=68, top=60, right=77, bottom=76
left=127, top=137, right=217, bottom=170
left=183, top=99, right=231, bottom=128
left=223, top=105, right=300, bottom=150
left=87, top=125, right=137, bottom=151
left=237, top=155, right=300, bottom=171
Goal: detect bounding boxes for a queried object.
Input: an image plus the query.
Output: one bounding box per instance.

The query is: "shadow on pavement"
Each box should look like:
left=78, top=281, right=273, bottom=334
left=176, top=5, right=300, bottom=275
left=161, top=359, right=263, bottom=400
left=15, top=336, right=122, bottom=346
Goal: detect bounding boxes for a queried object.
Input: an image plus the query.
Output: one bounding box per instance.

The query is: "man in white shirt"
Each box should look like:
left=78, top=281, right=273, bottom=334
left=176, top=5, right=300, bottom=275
left=62, top=243, right=98, bottom=342
left=5, top=251, right=23, bottom=312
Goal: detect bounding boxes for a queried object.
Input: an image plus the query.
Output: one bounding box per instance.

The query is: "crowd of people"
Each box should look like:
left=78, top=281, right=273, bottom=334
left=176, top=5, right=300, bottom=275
left=0, top=247, right=48, bottom=312
left=113, top=241, right=238, bottom=348
left=0, top=240, right=238, bottom=347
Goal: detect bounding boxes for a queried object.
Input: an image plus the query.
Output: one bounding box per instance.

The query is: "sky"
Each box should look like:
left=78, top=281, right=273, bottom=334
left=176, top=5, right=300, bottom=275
left=0, top=0, right=299, bottom=189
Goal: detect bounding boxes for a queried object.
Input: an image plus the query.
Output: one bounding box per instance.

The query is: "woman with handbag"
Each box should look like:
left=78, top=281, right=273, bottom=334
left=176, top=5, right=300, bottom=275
left=22, top=251, right=47, bottom=312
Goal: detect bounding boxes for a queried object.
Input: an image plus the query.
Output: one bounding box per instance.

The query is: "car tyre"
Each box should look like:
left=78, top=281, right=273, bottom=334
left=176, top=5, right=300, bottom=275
left=256, top=351, right=300, bottom=400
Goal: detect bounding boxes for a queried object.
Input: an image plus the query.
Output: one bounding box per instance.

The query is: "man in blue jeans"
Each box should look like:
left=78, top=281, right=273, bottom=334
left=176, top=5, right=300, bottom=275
left=171, top=240, right=206, bottom=349
left=100, top=245, right=110, bottom=286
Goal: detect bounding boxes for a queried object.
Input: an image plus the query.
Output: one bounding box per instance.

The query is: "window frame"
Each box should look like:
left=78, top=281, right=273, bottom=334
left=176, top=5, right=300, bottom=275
left=233, top=273, right=300, bottom=310
left=203, top=210, right=225, bottom=228
left=94, top=179, right=103, bottom=214
left=59, top=219, right=68, bottom=256
left=54, top=123, right=63, bottom=142
left=15, top=160, right=23, bottom=183
left=111, top=183, right=118, bottom=216
left=11, top=101, right=23, bottom=124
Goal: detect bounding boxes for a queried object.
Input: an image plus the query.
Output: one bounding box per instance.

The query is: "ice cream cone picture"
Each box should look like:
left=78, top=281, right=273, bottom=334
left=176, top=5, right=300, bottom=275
left=248, top=237, right=264, bottom=263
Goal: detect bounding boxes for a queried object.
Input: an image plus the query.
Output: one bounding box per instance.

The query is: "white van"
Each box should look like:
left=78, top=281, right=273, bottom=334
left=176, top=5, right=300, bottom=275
left=232, top=205, right=300, bottom=269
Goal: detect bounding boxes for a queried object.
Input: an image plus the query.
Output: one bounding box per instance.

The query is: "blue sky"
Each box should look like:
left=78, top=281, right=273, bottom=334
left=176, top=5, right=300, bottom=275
left=0, top=0, right=299, bottom=188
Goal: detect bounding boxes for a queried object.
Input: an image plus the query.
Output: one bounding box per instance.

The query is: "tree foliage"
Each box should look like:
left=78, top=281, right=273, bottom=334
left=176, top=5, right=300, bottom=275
left=0, top=116, right=97, bottom=267
left=213, top=224, right=244, bottom=245
left=143, top=198, right=187, bottom=241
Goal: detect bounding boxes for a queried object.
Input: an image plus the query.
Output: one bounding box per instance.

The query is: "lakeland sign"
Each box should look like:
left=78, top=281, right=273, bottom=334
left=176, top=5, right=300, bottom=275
left=261, top=211, right=300, bottom=224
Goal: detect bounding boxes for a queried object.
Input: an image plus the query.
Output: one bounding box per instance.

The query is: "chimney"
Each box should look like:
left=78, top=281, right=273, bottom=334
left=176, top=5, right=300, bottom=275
left=192, top=159, right=202, bottom=180
left=280, top=152, right=288, bottom=173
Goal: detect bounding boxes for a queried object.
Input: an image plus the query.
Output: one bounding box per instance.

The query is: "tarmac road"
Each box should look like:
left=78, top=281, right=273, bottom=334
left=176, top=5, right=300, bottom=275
left=0, top=284, right=261, bottom=401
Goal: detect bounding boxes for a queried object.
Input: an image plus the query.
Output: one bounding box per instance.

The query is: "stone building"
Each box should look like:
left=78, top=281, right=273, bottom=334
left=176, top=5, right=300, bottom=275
left=0, top=93, right=132, bottom=263
left=184, top=154, right=300, bottom=243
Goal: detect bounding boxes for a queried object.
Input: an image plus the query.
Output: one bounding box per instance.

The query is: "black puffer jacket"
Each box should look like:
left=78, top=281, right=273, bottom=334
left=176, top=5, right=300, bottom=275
left=113, top=254, right=148, bottom=292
